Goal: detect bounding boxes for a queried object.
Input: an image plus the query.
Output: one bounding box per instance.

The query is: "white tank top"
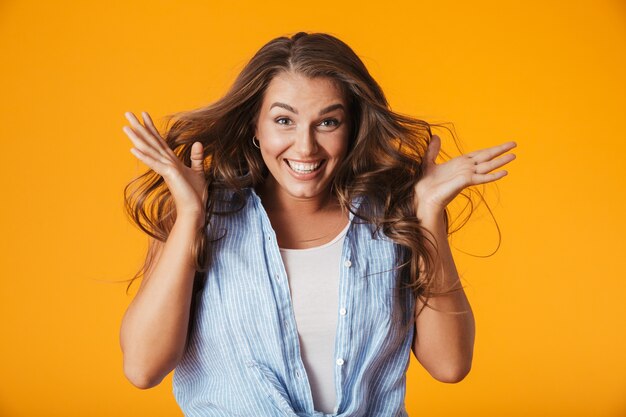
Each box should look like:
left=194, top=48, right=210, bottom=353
left=279, top=221, right=350, bottom=414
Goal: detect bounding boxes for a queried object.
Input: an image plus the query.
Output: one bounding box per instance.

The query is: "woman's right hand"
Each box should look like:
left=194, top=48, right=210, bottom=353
left=122, top=111, right=208, bottom=226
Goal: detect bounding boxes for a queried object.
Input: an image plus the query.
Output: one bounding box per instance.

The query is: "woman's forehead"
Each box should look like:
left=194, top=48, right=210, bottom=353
left=263, top=72, right=347, bottom=107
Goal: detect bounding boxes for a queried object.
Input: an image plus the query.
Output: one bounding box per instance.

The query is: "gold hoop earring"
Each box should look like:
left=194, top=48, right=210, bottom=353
left=252, top=135, right=260, bottom=149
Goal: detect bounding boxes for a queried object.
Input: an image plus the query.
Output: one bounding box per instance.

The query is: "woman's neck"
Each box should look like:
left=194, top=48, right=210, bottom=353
left=255, top=179, right=339, bottom=216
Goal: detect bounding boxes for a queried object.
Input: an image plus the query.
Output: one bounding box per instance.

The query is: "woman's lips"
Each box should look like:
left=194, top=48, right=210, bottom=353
left=285, top=159, right=323, bottom=173
left=284, top=159, right=326, bottom=179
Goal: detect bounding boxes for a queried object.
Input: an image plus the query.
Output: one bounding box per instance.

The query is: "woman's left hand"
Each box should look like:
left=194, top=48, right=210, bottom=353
left=413, top=135, right=517, bottom=216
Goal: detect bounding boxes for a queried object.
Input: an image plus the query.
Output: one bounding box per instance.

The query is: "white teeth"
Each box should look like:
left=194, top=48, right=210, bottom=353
left=287, top=160, right=322, bottom=173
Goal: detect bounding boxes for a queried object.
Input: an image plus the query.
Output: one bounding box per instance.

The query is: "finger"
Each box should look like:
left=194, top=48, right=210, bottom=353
left=467, top=141, right=517, bottom=164
left=129, top=146, right=169, bottom=174
left=475, top=153, right=516, bottom=175
left=123, top=125, right=167, bottom=162
left=141, top=112, right=167, bottom=146
left=125, top=112, right=170, bottom=155
left=473, top=169, right=508, bottom=184
left=189, top=141, right=205, bottom=173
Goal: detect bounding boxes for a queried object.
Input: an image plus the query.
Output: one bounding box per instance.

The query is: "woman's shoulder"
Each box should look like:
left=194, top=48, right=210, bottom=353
left=210, top=171, right=255, bottom=196
left=348, top=194, right=402, bottom=244
left=210, top=185, right=254, bottom=213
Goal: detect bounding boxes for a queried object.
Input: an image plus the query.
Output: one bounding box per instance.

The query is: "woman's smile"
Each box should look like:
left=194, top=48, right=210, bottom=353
left=284, top=159, right=326, bottom=175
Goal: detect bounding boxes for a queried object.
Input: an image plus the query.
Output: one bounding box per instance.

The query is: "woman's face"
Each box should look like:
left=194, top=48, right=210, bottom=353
left=254, top=71, right=350, bottom=202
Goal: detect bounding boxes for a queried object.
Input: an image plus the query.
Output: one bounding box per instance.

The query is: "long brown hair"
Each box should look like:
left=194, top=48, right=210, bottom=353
left=123, top=31, right=500, bottom=335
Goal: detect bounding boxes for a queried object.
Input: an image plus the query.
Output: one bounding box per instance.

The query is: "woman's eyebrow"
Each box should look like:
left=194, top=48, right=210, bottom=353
left=269, top=102, right=345, bottom=115
left=319, top=104, right=345, bottom=115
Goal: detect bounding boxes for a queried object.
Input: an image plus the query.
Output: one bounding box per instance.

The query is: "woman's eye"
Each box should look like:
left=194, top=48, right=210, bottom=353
left=320, top=119, right=340, bottom=127
left=276, top=117, right=292, bottom=125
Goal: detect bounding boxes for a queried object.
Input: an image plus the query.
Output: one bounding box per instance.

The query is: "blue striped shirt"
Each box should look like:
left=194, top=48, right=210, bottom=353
left=173, top=186, right=416, bottom=417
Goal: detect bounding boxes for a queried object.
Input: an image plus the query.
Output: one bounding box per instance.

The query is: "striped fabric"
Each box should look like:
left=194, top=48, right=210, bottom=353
left=173, top=186, right=416, bottom=417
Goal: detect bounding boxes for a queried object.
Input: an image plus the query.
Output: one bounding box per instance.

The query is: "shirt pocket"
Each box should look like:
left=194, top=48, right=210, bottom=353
left=365, top=242, right=410, bottom=320
left=364, top=256, right=399, bottom=315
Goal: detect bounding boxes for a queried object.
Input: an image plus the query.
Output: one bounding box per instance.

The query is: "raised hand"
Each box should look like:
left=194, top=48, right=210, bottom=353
left=122, top=111, right=208, bottom=223
left=413, top=135, right=517, bottom=216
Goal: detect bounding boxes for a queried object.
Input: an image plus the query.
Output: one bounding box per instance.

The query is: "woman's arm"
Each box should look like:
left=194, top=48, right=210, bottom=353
left=411, top=208, right=475, bottom=383
left=120, top=111, right=210, bottom=389
left=119, top=211, right=202, bottom=389
left=410, top=137, right=515, bottom=382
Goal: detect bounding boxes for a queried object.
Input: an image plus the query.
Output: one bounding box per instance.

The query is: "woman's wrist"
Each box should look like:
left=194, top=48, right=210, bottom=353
left=176, top=208, right=206, bottom=230
left=416, top=206, right=445, bottom=223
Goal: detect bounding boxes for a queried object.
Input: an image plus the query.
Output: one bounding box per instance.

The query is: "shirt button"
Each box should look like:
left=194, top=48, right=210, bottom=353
left=336, top=358, right=344, bottom=366
left=339, top=308, right=347, bottom=316
left=344, top=259, right=352, bottom=268
left=296, top=370, right=301, bottom=378
left=275, top=273, right=280, bottom=281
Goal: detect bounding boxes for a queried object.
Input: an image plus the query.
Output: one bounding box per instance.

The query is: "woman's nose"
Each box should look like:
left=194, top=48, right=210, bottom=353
left=292, top=128, right=319, bottom=156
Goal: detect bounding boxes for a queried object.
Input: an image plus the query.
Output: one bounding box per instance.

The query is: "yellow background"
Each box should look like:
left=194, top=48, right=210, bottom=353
left=1, top=1, right=625, bottom=416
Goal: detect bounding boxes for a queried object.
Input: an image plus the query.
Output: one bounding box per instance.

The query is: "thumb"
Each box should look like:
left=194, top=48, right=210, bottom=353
left=424, top=134, right=441, bottom=164
left=190, top=141, right=205, bottom=173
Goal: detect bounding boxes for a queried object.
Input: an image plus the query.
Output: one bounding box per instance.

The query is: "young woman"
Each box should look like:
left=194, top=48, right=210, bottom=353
left=119, top=31, right=516, bottom=417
